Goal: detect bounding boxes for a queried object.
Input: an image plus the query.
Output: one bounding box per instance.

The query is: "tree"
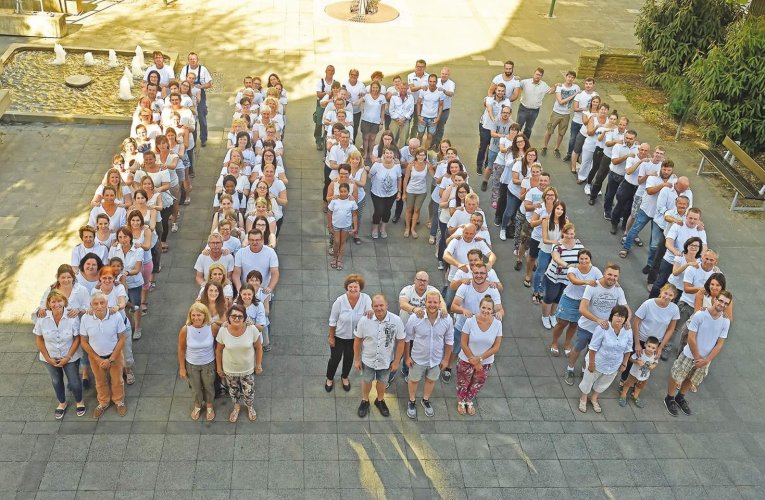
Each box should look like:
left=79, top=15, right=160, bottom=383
left=687, top=15, right=765, bottom=153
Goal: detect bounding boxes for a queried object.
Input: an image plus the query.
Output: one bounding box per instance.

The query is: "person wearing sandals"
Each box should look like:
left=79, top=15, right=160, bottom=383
left=327, top=183, right=358, bottom=270
left=178, top=303, right=219, bottom=422
left=618, top=336, right=660, bottom=409
left=108, top=227, right=145, bottom=341
left=578, top=305, right=632, bottom=414
left=215, top=304, right=263, bottom=423
left=348, top=151, right=367, bottom=244
left=541, top=223, right=583, bottom=331
left=456, top=295, right=503, bottom=416
left=34, top=291, right=86, bottom=419
left=326, top=274, right=373, bottom=393
left=80, top=292, right=128, bottom=418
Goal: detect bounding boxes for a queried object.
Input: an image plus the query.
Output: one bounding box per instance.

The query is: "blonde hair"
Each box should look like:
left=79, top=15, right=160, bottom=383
left=46, top=290, right=69, bottom=309
left=206, top=263, right=231, bottom=287
left=186, top=302, right=212, bottom=326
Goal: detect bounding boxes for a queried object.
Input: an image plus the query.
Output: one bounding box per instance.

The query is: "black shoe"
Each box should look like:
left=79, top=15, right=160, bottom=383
left=201, top=141, right=207, bottom=147
left=440, top=368, right=452, bottom=383
left=342, top=379, right=351, bottom=392
left=603, top=212, right=611, bottom=221
left=664, top=396, right=679, bottom=417
left=325, top=381, right=334, bottom=393
left=374, top=399, right=390, bottom=417
left=391, top=215, right=400, bottom=224
left=588, top=198, right=596, bottom=206
left=316, top=143, right=323, bottom=151
left=642, top=265, right=651, bottom=275
left=514, top=261, right=522, bottom=271
left=660, top=344, right=672, bottom=361
left=480, top=181, right=488, bottom=192
left=610, top=223, right=618, bottom=235
left=563, top=154, right=571, bottom=162
left=82, top=378, right=90, bottom=389
left=493, top=218, right=501, bottom=227
left=675, top=396, right=692, bottom=415
left=357, top=400, right=370, bottom=418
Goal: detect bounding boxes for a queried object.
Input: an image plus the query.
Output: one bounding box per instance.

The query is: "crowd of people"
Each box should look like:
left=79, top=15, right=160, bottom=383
left=32, top=54, right=734, bottom=426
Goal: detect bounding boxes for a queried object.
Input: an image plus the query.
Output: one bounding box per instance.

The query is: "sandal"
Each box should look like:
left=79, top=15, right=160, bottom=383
left=618, top=250, right=629, bottom=259
left=330, top=259, right=337, bottom=269
left=54, top=404, right=67, bottom=420
left=206, top=407, right=215, bottom=422
left=635, top=237, right=644, bottom=247
left=457, top=401, right=466, bottom=415
left=522, top=279, right=531, bottom=288
left=125, top=369, right=135, bottom=385
left=465, top=402, right=476, bottom=416
left=353, top=237, right=361, bottom=245
left=191, top=406, right=202, bottom=421
left=531, top=293, right=540, bottom=304
left=578, top=400, right=587, bottom=413
left=336, top=260, right=343, bottom=270
left=411, top=230, right=418, bottom=239
left=690, top=385, right=697, bottom=393
left=564, top=347, right=572, bottom=356
left=591, top=400, right=602, bottom=413
left=514, top=261, right=522, bottom=271
left=550, top=347, right=560, bottom=356
left=161, top=244, right=169, bottom=253
left=76, top=404, right=87, bottom=417
left=247, top=407, right=257, bottom=421
left=228, top=406, right=240, bottom=423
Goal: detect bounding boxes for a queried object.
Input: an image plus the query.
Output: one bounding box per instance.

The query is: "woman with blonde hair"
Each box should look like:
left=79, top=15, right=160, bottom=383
left=178, top=303, right=219, bottom=421
left=198, top=263, right=233, bottom=305
left=91, top=168, right=133, bottom=208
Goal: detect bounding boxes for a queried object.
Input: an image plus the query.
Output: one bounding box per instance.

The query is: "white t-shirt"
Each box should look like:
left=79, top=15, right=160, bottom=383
left=491, top=74, right=521, bottom=95
left=436, top=78, right=456, bottom=109
left=328, top=198, right=358, bottom=228
left=524, top=187, right=544, bottom=222
left=79, top=312, right=126, bottom=357
left=398, top=284, right=441, bottom=323
left=519, top=79, right=550, bottom=109
left=329, top=292, right=373, bottom=340
left=194, top=253, right=235, bottom=278
left=668, top=255, right=698, bottom=290
left=33, top=311, right=82, bottom=362
left=454, top=284, right=501, bottom=331
left=635, top=160, right=663, bottom=197
left=635, top=298, right=680, bottom=342
left=419, top=88, right=444, bottom=119
left=663, top=224, right=707, bottom=263
left=629, top=351, right=658, bottom=381
left=639, top=176, right=669, bottom=218
left=480, top=96, right=511, bottom=129
left=458, top=316, right=502, bottom=364
left=572, top=91, right=598, bottom=124
left=623, top=156, right=643, bottom=186
left=680, top=266, right=716, bottom=306
left=361, top=94, right=387, bottom=124
left=609, top=143, right=638, bottom=176
left=234, top=246, right=279, bottom=288
left=683, top=309, right=729, bottom=358
left=369, top=163, right=402, bottom=197
left=108, top=246, right=144, bottom=289
left=216, top=326, right=261, bottom=376
left=562, top=266, right=603, bottom=300
left=451, top=226, right=492, bottom=246
left=552, top=83, right=581, bottom=115
left=344, top=79, right=366, bottom=113
left=444, top=238, right=492, bottom=281
left=577, top=283, right=628, bottom=333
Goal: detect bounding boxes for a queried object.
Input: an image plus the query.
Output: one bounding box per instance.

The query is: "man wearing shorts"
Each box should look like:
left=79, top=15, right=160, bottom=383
left=542, top=71, right=579, bottom=158
left=353, top=295, right=405, bottom=418
left=665, top=291, right=731, bottom=417
left=564, top=263, right=630, bottom=385
left=416, top=75, right=444, bottom=151
left=404, top=291, right=454, bottom=418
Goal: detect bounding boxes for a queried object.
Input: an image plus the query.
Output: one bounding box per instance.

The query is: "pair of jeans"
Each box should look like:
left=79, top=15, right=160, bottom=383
left=516, top=104, right=540, bottom=138
left=603, top=171, right=624, bottom=216
left=476, top=124, right=492, bottom=172
left=611, top=181, right=638, bottom=229
left=352, top=112, right=361, bottom=143
left=500, top=193, right=522, bottom=231
left=45, top=359, right=82, bottom=404
left=326, top=337, right=354, bottom=379
left=197, top=95, right=208, bottom=143
left=437, top=221, right=448, bottom=262
left=429, top=199, right=439, bottom=237
left=623, top=210, right=664, bottom=264
left=486, top=149, right=499, bottom=170
left=649, top=259, right=674, bottom=298
left=533, top=250, right=552, bottom=294
left=566, top=122, right=583, bottom=156
left=648, top=235, right=669, bottom=285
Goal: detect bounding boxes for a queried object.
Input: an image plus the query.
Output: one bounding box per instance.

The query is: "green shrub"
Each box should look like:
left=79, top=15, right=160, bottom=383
left=688, top=16, right=765, bottom=153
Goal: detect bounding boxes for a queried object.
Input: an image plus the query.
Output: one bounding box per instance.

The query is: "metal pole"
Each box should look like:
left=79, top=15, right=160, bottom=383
left=547, top=0, right=556, bottom=18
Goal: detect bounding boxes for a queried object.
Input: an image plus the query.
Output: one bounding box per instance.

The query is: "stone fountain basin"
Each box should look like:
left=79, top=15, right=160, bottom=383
left=0, top=43, right=179, bottom=124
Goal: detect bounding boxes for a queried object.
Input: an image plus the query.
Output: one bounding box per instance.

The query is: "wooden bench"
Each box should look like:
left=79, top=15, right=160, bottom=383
left=697, top=136, right=765, bottom=212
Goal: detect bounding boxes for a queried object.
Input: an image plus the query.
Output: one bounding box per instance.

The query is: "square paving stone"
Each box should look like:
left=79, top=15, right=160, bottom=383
left=161, top=435, right=200, bottom=461
left=593, top=459, right=634, bottom=487
left=39, top=460, right=84, bottom=491
left=269, top=433, right=304, bottom=460
left=560, top=459, right=600, bottom=487
left=626, top=458, right=668, bottom=487
left=51, top=435, right=92, bottom=461
left=493, top=459, right=532, bottom=487
left=86, top=434, right=129, bottom=462
left=155, top=461, right=196, bottom=490
left=193, top=461, right=231, bottom=490
left=659, top=459, right=701, bottom=486
left=460, top=459, right=498, bottom=487
left=77, top=461, right=122, bottom=491
left=552, top=434, right=590, bottom=460
left=268, top=460, right=304, bottom=489
left=304, top=460, right=340, bottom=489
left=454, top=435, right=491, bottom=459
left=230, top=461, right=268, bottom=490
left=199, top=434, right=235, bottom=461
left=117, top=461, right=159, bottom=490
left=233, top=434, right=269, bottom=461
left=519, top=433, right=557, bottom=459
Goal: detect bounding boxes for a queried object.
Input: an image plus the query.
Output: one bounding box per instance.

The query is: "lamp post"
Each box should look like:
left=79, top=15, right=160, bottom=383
left=546, top=0, right=556, bottom=19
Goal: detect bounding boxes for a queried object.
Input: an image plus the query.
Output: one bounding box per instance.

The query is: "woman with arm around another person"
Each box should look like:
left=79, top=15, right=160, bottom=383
left=34, top=291, right=86, bottom=419
left=541, top=223, right=583, bottom=330
left=457, top=295, right=503, bottom=416
left=402, top=147, right=431, bottom=239
left=215, top=305, right=263, bottom=423
left=326, top=274, right=373, bottom=392
left=179, top=303, right=220, bottom=422
left=109, top=228, right=145, bottom=340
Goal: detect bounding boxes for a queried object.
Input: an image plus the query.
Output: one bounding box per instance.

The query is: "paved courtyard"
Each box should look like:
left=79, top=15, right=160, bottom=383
left=1, top=0, right=765, bottom=498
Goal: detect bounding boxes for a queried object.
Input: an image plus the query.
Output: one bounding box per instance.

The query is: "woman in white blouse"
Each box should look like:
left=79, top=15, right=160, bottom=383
left=34, top=291, right=86, bottom=419
left=325, top=274, right=372, bottom=392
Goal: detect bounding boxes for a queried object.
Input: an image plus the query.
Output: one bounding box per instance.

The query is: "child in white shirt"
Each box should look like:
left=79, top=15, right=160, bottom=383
left=327, top=183, right=358, bottom=271
left=618, top=336, right=659, bottom=408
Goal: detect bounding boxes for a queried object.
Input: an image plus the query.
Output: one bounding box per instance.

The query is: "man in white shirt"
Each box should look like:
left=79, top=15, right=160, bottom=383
left=416, top=74, right=445, bottom=151
left=404, top=291, right=454, bottom=418
left=516, top=67, right=552, bottom=139
left=587, top=116, right=629, bottom=203
left=143, top=51, right=175, bottom=90
left=624, top=146, right=666, bottom=241
left=645, top=176, right=693, bottom=275
left=326, top=130, right=358, bottom=200
left=314, top=65, right=336, bottom=149
left=432, top=67, right=456, bottom=148
left=477, top=84, right=511, bottom=174
left=343, top=68, right=366, bottom=144
left=353, top=295, right=406, bottom=418
left=564, top=77, right=598, bottom=162
left=542, top=70, right=580, bottom=159
left=178, top=52, right=212, bottom=146
left=487, top=60, right=521, bottom=100
left=649, top=207, right=707, bottom=297
left=233, top=229, right=279, bottom=295
left=195, top=233, right=235, bottom=286
left=602, top=129, right=638, bottom=219
left=407, top=59, right=429, bottom=139
left=388, top=81, right=415, bottom=148
left=442, top=224, right=496, bottom=281
left=610, top=142, right=650, bottom=234
left=665, top=291, right=731, bottom=417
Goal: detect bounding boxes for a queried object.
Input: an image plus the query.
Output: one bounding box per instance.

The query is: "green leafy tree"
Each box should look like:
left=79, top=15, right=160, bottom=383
left=687, top=16, right=765, bottom=153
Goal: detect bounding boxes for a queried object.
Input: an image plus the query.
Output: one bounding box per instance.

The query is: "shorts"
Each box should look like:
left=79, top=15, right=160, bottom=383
left=670, top=354, right=709, bottom=387
left=556, top=294, right=582, bottom=323
left=573, top=133, right=587, bottom=155
left=579, top=369, right=618, bottom=394
left=361, top=364, right=390, bottom=383
left=169, top=185, right=181, bottom=203
left=573, top=326, right=594, bottom=352
left=417, top=117, right=437, bottom=135
left=519, top=218, right=532, bottom=246
left=546, top=111, right=571, bottom=136
left=452, top=326, right=463, bottom=355
left=405, top=191, right=427, bottom=210
left=631, top=195, right=643, bottom=218
left=408, top=361, right=441, bottom=382
left=360, top=120, right=380, bottom=136
left=332, top=225, right=353, bottom=232
left=176, top=166, right=186, bottom=182
left=127, top=286, right=142, bottom=310
left=528, top=238, right=541, bottom=259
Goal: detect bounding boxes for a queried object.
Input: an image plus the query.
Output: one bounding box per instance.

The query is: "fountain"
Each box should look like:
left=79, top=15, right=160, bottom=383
left=119, top=74, right=133, bottom=100
left=83, top=52, right=96, bottom=66
left=108, top=50, right=119, bottom=68
left=131, top=56, right=143, bottom=79
left=134, top=45, right=145, bottom=69
left=123, top=66, right=133, bottom=84
left=51, top=43, right=66, bottom=65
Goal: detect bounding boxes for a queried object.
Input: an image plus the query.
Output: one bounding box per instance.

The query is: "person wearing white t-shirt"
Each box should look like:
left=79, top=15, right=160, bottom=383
left=542, top=71, right=580, bottom=159
left=388, top=81, right=415, bottom=148
left=313, top=65, right=335, bottom=149
left=601, top=129, right=638, bottom=218
left=516, top=67, right=552, bottom=139
left=564, top=77, right=598, bottom=161
left=407, top=59, right=429, bottom=139
left=650, top=207, right=707, bottom=298
left=446, top=248, right=502, bottom=311
left=233, top=230, right=279, bottom=295
left=344, top=69, right=366, bottom=143
left=648, top=177, right=694, bottom=281
left=416, top=75, right=444, bottom=150
left=477, top=85, right=511, bottom=174
left=610, top=143, right=651, bottom=234
left=143, top=51, right=175, bottom=90
left=178, top=52, right=212, bottom=146
left=194, top=233, right=234, bottom=286
left=442, top=224, right=495, bottom=282
left=665, top=292, right=732, bottom=417
left=623, top=147, right=665, bottom=242
left=432, top=67, right=456, bottom=147
left=487, top=60, right=522, bottom=101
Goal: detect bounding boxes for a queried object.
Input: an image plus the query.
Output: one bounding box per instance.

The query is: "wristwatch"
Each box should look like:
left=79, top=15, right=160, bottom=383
left=478, top=357, right=483, bottom=363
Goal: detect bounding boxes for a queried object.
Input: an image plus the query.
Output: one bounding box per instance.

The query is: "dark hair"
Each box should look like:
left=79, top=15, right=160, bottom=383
left=222, top=174, right=237, bottom=187
left=246, top=270, right=264, bottom=283
left=252, top=216, right=272, bottom=245
left=236, top=131, right=251, bottom=149
left=609, top=305, right=629, bottom=321
left=645, top=336, right=660, bottom=346
left=683, top=236, right=703, bottom=259
left=511, top=134, right=529, bottom=164
left=548, top=200, right=567, bottom=231
left=200, top=282, right=226, bottom=318
left=704, top=272, right=726, bottom=296
left=578, top=248, right=592, bottom=261
left=520, top=148, right=538, bottom=177
left=377, top=131, right=400, bottom=160
left=147, top=70, right=161, bottom=85
left=226, top=303, right=247, bottom=320
left=259, top=147, right=278, bottom=171
left=235, top=284, right=260, bottom=307
left=344, top=273, right=365, bottom=290
left=453, top=184, right=471, bottom=208
left=79, top=252, right=104, bottom=273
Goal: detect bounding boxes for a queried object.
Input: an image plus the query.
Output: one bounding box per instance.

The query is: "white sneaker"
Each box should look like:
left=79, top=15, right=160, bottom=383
left=550, top=316, right=558, bottom=327
left=542, top=316, right=552, bottom=329
left=584, top=184, right=591, bottom=196
left=171, top=223, right=179, bottom=233
left=132, top=328, right=142, bottom=340
left=499, top=229, right=507, bottom=241
left=437, top=261, right=445, bottom=271
left=428, top=235, right=436, bottom=245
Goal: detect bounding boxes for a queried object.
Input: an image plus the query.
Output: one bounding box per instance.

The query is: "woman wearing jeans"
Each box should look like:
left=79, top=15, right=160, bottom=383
left=179, top=303, right=219, bottom=422
left=325, top=274, right=372, bottom=392
left=34, top=291, right=86, bottom=419
left=541, top=223, right=582, bottom=330
left=369, top=147, right=402, bottom=239
left=532, top=200, right=566, bottom=306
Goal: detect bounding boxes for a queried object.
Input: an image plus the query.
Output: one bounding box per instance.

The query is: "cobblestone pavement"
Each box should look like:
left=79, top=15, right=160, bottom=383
left=1, top=0, right=764, bottom=498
